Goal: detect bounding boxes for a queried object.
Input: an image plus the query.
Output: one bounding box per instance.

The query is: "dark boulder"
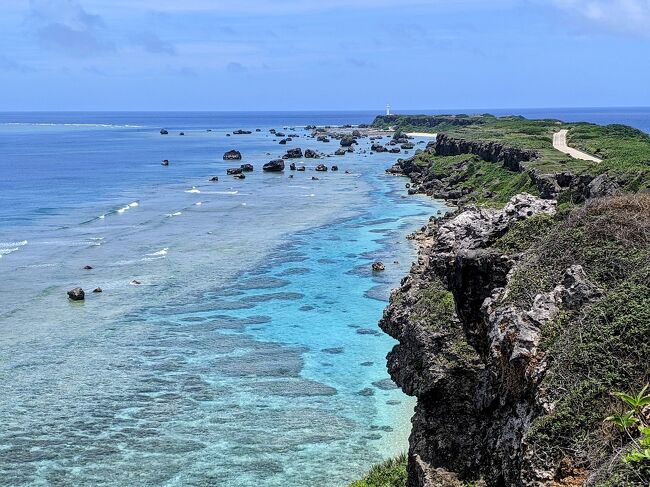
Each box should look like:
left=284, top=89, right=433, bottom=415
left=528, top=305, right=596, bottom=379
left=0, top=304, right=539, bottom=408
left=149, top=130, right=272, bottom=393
left=83, top=265, right=93, bottom=270
left=234, top=173, right=246, bottom=179
left=279, top=139, right=288, bottom=145
left=340, top=135, right=357, bottom=147
left=311, top=176, right=319, bottom=180
left=372, top=262, right=385, bottom=272
left=210, top=176, right=219, bottom=182
left=371, top=143, right=388, bottom=153
left=297, top=166, right=306, bottom=172
left=315, top=164, right=328, bottom=172
left=233, top=129, right=252, bottom=135
left=240, top=163, right=254, bottom=172
left=263, top=159, right=285, bottom=172
left=331, top=165, right=339, bottom=171
left=227, top=167, right=243, bottom=175
left=389, top=147, right=400, bottom=153
left=289, top=162, right=297, bottom=170
left=160, top=128, right=168, bottom=135
left=93, top=287, right=102, bottom=293
left=400, top=142, right=415, bottom=150
left=67, top=287, right=85, bottom=301
left=161, top=159, right=169, bottom=166
left=179, top=132, right=185, bottom=136
left=223, top=150, right=242, bottom=160
left=283, top=148, right=303, bottom=159
left=334, top=148, right=346, bottom=156
left=304, top=149, right=318, bottom=158
left=317, top=136, right=330, bottom=143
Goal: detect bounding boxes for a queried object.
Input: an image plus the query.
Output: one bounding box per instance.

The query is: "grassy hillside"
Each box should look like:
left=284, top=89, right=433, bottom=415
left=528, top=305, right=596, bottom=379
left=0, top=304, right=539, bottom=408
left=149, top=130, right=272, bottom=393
left=374, top=114, right=650, bottom=190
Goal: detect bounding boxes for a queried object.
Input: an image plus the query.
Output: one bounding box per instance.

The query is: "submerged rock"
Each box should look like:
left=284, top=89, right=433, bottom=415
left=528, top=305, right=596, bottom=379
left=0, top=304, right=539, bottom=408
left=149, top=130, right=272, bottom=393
left=67, top=287, right=85, bottom=301
left=92, top=287, right=102, bottom=293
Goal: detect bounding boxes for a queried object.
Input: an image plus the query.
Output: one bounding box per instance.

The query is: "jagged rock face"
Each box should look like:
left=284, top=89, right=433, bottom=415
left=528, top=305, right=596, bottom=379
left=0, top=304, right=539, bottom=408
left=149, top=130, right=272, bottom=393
left=379, top=194, right=606, bottom=487
left=435, top=134, right=537, bottom=171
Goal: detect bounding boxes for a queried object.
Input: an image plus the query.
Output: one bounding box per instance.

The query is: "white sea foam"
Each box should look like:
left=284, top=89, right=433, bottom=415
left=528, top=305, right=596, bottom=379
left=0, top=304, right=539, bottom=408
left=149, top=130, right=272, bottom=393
left=195, top=201, right=203, bottom=206
left=147, top=248, right=169, bottom=256
left=185, top=187, right=201, bottom=194
left=0, top=122, right=143, bottom=128
left=0, top=240, right=28, bottom=248
left=128, top=202, right=139, bottom=207
left=166, top=211, right=182, bottom=217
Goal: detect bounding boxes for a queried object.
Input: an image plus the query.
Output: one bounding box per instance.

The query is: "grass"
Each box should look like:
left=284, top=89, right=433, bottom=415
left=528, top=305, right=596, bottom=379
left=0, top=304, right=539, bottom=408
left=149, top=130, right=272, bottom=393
left=374, top=114, right=650, bottom=190
left=410, top=151, right=540, bottom=206
left=348, top=454, right=407, bottom=487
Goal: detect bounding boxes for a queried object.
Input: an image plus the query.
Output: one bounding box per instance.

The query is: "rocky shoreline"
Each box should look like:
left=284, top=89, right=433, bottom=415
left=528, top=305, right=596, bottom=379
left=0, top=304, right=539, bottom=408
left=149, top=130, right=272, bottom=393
left=375, top=121, right=650, bottom=486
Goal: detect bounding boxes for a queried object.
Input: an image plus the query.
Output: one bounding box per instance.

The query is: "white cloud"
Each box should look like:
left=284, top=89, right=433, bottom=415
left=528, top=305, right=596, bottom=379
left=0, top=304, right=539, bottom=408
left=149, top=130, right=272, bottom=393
left=550, top=0, right=650, bottom=36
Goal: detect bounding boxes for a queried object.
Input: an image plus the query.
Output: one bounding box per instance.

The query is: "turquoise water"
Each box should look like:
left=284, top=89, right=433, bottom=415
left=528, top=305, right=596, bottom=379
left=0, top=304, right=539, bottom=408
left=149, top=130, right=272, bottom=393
left=0, top=112, right=445, bottom=486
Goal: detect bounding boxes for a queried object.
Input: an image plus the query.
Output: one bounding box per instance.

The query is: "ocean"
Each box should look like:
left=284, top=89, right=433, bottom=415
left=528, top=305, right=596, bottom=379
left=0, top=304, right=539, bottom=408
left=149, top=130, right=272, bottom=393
left=1, top=108, right=648, bottom=486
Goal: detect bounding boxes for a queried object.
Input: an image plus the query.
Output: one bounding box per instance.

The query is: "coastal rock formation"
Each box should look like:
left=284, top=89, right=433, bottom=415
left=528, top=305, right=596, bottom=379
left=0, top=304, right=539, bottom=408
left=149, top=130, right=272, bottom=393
left=263, top=159, right=285, bottom=172
left=305, top=149, right=319, bottom=158
left=340, top=135, right=357, bottom=147
left=335, top=148, right=346, bottom=156
left=223, top=150, right=242, bottom=160
left=283, top=148, right=303, bottom=159
left=240, top=163, right=254, bottom=172
left=371, top=143, right=388, bottom=153
left=227, top=167, right=243, bottom=175
left=67, top=287, right=85, bottom=301
left=315, top=164, right=328, bottom=172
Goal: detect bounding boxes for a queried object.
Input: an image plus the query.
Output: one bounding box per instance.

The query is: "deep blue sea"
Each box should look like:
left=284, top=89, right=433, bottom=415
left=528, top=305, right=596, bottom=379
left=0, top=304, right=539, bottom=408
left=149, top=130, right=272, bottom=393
left=1, top=108, right=648, bottom=486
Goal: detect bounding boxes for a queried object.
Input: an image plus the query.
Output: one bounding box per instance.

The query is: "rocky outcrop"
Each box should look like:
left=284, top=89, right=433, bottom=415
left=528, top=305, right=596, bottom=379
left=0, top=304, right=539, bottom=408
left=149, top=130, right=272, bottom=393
left=435, top=134, right=537, bottom=171
left=379, top=194, right=594, bottom=487
left=240, top=163, right=254, bottom=172
left=227, top=167, right=243, bottom=175
left=283, top=148, right=303, bottom=159
left=223, top=150, right=242, bottom=160
left=263, top=159, right=285, bottom=172
left=67, top=287, right=85, bottom=301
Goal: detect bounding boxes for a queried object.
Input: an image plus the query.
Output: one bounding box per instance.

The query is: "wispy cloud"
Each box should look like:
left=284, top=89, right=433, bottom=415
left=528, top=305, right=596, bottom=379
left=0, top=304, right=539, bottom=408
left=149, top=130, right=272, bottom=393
left=551, top=0, right=650, bottom=37
left=0, top=55, right=35, bottom=73
left=27, top=0, right=115, bottom=56
left=130, top=31, right=176, bottom=55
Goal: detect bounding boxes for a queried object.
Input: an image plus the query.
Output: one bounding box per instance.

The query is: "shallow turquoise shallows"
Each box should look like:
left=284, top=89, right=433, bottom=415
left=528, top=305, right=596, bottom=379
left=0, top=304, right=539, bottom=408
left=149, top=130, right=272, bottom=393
left=0, top=112, right=447, bottom=486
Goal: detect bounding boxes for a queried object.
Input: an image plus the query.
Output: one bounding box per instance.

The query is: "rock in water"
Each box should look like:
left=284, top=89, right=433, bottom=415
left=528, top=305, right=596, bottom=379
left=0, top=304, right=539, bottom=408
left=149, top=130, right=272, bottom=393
left=210, top=176, right=219, bottom=182
left=223, top=150, right=242, bottom=160
left=304, top=149, right=318, bottom=158
left=263, top=159, right=285, bottom=172
left=161, top=159, right=169, bottom=166
left=227, top=167, right=243, bottom=175
left=297, top=166, right=306, bottom=172
left=289, top=162, right=297, bottom=171
left=334, top=148, right=346, bottom=156
left=240, top=163, right=254, bottom=172
left=83, top=265, right=93, bottom=270
left=93, top=287, right=102, bottom=293
left=67, top=287, right=85, bottom=301
left=372, top=262, right=385, bottom=272
left=233, top=129, right=252, bottom=134
left=315, top=164, right=328, bottom=172
left=160, top=128, right=168, bottom=135
left=340, top=135, right=357, bottom=147
left=331, top=165, right=339, bottom=171
left=235, top=173, right=246, bottom=179
left=283, top=148, right=303, bottom=159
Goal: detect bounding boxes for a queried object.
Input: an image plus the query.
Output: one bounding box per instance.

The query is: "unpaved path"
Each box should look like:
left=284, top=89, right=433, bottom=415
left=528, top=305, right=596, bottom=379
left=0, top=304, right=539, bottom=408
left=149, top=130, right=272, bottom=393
left=553, top=129, right=602, bottom=162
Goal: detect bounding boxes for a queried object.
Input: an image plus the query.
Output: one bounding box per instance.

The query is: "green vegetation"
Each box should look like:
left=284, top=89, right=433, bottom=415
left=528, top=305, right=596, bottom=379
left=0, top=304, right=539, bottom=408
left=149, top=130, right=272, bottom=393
left=375, top=114, right=650, bottom=191
left=605, top=385, right=650, bottom=464
left=348, top=454, right=407, bottom=487
left=413, top=278, right=456, bottom=331
left=516, top=195, right=650, bottom=486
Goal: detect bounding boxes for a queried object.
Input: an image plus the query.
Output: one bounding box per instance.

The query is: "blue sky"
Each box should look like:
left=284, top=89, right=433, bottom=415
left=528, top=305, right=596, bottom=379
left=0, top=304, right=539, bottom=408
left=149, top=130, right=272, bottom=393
left=1, top=0, right=649, bottom=110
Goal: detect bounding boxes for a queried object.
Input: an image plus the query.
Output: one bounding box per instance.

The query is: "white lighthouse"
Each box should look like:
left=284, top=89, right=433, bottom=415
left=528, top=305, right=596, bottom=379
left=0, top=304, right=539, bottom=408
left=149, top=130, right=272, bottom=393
left=386, top=104, right=391, bottom=116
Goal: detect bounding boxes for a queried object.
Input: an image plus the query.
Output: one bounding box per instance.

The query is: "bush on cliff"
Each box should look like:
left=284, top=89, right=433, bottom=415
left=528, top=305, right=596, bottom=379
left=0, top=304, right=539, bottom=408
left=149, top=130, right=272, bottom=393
left=348, top=454, right=407, bottom=487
